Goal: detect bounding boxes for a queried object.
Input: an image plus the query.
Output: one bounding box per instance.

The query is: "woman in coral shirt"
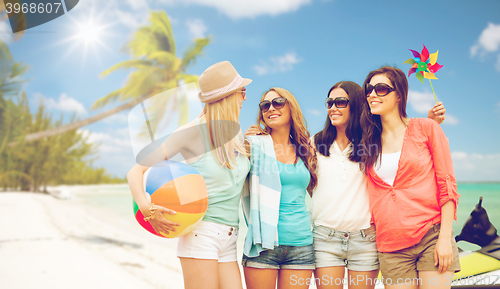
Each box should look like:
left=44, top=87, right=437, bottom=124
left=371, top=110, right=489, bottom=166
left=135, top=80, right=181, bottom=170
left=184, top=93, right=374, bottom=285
left=361, top=66, right=460, bottom=289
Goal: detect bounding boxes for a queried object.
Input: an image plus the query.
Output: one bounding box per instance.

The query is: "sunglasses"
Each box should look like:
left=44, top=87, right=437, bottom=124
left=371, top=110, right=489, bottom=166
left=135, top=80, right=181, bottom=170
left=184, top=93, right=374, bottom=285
left=259, top=97, right=287, bottom=113
left=365, top=83, right=395, bottom=97
left=238, top=88, right=246, bottom=97
left=325, top=97, right=349, bottom=109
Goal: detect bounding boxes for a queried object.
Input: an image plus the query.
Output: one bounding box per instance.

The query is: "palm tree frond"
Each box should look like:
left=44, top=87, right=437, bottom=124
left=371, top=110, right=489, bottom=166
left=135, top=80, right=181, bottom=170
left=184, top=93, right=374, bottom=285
left=180, top=36, right=211, bottom=71
left=91, top=89, right=123, bottom=109
left=176, top=74, right=199, bottom=85
left=100, top=59, right=153, bottom=78
left=150, top=11, right=176, bottom=55
left=147, top=51, right=178, bottom=68
left=121, top=67, right=163, bottom=100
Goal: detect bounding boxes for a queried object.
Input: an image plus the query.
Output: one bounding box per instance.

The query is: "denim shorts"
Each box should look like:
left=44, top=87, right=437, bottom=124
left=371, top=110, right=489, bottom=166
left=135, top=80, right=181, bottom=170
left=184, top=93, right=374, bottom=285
left=242, top=244, right=315, bottom=270
left=313, top=224, right=379, bottom=271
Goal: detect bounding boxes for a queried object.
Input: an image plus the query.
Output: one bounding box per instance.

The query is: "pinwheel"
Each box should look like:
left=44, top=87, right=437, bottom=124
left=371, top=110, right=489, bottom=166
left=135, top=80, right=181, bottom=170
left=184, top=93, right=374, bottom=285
left=404, top=45, right=443, bottom=103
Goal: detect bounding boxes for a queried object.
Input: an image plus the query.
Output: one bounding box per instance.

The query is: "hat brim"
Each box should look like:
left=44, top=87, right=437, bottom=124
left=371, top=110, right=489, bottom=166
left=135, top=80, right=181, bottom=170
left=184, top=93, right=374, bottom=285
left=199, top=78, right=252, bottom=104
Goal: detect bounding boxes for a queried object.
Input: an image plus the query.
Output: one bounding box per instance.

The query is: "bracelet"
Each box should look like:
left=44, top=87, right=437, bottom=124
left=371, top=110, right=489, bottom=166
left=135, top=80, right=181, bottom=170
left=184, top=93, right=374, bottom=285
left=143, top=203, right=156, bottom=222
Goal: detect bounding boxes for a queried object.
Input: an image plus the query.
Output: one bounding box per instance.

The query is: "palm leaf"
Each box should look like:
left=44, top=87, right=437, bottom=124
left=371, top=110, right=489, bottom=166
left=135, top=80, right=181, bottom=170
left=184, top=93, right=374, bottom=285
left=91, top=88, right=123, bottom=109
left=121, top=67, right=163, bottom=100
left=100, top=59, right=153, bottom=78
left=147, top=51, right=177, bottom=68
left=180, top=36, right=211, bottom=71
left=176, top=73, right=199, bottom=84
left=150, top=11, right=176, bottom=55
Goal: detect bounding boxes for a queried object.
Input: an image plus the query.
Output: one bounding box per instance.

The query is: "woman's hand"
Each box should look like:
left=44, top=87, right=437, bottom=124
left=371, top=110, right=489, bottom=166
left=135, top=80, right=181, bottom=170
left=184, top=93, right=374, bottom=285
left=244, top=125, right=262, bottom=138
left=142, top=204, right=180, bottom=235
left=434, top=236, right=453, bottom=274
left=428, top=102, right=446, bottom=124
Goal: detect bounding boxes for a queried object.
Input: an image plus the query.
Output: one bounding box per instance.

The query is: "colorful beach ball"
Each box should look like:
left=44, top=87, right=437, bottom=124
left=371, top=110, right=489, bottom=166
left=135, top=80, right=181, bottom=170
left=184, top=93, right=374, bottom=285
left=133, top=160, right=208, bottom=238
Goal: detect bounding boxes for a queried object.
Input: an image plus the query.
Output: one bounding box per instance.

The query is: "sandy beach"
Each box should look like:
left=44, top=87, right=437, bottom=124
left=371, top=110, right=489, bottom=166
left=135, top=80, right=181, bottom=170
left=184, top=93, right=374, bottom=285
left=4, top=186, right=499, bottom=289
left=0, top=191, right=184, bottom=289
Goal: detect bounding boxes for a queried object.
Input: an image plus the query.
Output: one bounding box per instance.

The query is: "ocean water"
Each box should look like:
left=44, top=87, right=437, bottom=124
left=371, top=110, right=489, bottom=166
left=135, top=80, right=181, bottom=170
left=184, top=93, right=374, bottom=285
left=72, top=183, right=500, bottom=252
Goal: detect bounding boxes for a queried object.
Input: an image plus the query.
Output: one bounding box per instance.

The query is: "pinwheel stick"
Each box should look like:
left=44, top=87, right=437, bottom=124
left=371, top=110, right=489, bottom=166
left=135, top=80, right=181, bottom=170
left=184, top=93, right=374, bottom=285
left=428, top=79, right=438, bottom=103
left=428, top=79, right=444, bottom=123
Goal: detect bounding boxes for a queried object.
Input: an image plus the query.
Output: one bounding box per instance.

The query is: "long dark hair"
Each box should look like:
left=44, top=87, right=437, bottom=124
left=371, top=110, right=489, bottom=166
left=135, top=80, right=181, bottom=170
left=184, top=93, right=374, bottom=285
left=313, top=81, right=364, bottom=163
left=360, top=66, right=408, bottom=174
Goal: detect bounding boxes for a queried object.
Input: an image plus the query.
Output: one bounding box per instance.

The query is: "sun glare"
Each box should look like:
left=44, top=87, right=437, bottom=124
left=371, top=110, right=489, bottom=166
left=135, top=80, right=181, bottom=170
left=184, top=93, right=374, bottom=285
left=51, top=7, right=116, bottom=69
left=77, top=21, right=102, bottom=45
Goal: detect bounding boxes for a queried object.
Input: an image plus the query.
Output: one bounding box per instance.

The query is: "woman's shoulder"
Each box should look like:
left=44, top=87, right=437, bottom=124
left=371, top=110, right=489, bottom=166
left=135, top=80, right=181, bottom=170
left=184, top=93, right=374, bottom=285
left=173, top=118, right=201, bottom=132
left=409, top=117, right=439, bottom=130
left=166, top=119, right=203, bottom=147
left=246, top=134, right=271, bottom=144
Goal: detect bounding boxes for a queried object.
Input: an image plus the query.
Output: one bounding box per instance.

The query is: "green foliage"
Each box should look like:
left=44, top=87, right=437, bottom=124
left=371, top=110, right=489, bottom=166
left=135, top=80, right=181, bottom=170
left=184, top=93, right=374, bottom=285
left=0, top=93, right=125, bottom=191
left=0, top=44, right=124, bottom=191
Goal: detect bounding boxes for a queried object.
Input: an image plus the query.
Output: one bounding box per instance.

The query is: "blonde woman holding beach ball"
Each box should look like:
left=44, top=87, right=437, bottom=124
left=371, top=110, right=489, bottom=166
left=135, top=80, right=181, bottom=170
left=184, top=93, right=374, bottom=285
left=127, top=61, right=251, bottom=289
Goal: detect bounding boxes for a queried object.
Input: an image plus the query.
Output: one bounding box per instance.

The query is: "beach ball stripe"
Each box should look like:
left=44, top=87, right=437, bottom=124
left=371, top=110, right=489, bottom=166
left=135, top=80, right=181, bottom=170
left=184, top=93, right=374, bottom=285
left=150, top=175, right=208, bottom=213
left=133, top=160, right=208, bottom=238
left=145, top=161, right=201, bottom=194
left=157, top=212, right=205, bottom=237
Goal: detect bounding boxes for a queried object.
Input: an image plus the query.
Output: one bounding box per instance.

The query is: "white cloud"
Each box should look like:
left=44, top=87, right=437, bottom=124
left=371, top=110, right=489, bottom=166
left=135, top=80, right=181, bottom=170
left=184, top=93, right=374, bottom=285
left=78, top=129, right=135, bottom=177
left=125, top=0, right=149, bottom=11
left=475, top=23, right=500, bottom=53
left=452, top=151, right=467, bottom=160
left=81, top=129, right=131, bottom=153
left=160, top=0, right=312, bottom=19
left=451, top=152, right=500, bottom=181
left=470, top=44, right=479, bottom=57
left=254, top=52, right=301, bottom=76
left=0, top=21, right=13, bottom=44
left=72, top=0, right=149, bottom=30
left=36, top=93, right=87, bottom=115
left=470, top=23, right=500, bottom=71
left=113, top=9, right=149, bottom=29
left=308, top=109, right=322, bottom=116
left=444, top=114, right=459, bottom=125
left=186, top=19, right=207, bottom=39
left=408, top=90, right=436, bottom=113
left=408, top=91, right=459, bottom=125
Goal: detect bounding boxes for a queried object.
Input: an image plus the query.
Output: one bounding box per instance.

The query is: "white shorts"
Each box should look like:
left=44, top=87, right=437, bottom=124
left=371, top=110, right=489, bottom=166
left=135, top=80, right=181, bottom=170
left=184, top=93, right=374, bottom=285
left=177, top=220, right=239, bottom=262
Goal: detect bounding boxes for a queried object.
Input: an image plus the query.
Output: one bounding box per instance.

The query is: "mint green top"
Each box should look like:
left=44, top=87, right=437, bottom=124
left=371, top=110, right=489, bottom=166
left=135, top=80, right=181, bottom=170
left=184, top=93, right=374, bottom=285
left=277, top=158, right=313, bottom=246
left=188, top=118, right=250, bottom=227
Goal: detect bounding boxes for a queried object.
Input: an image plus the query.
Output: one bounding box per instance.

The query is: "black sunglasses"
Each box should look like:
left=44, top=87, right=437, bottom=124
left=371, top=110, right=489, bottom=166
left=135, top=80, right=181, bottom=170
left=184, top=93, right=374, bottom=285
left=259, top=97, right=287, bottom=113
left=365, top=83, right=395, bottom=97
left=325, top=97, right=349, bottom=109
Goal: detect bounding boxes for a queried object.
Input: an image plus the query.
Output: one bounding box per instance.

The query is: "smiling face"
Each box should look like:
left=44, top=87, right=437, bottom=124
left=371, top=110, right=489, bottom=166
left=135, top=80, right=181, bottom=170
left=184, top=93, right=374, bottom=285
left=327, top=87, right=350, bottom=129
left=367, top=74, right=399, bottom=116
left=262, top=91, right=291, bottom=129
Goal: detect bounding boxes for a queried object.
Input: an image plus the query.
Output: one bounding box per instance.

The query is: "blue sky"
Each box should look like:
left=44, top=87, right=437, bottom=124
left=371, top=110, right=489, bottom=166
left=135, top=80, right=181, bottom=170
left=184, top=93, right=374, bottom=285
left=3, top=0, right=500, bottom=181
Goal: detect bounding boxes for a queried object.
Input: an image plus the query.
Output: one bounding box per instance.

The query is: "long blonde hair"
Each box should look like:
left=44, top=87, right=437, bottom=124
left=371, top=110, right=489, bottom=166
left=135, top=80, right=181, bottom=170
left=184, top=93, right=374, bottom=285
left=202, top=92, right=247, bottom=169
left=256, top=87, right=317, bottom=193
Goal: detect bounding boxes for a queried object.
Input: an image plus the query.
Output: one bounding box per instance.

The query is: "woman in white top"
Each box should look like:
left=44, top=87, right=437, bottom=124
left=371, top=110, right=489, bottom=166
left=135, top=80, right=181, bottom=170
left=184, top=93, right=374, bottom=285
left=245, top=81, right=446, bottom=289
left=310, top=81, right=446, bottom=289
